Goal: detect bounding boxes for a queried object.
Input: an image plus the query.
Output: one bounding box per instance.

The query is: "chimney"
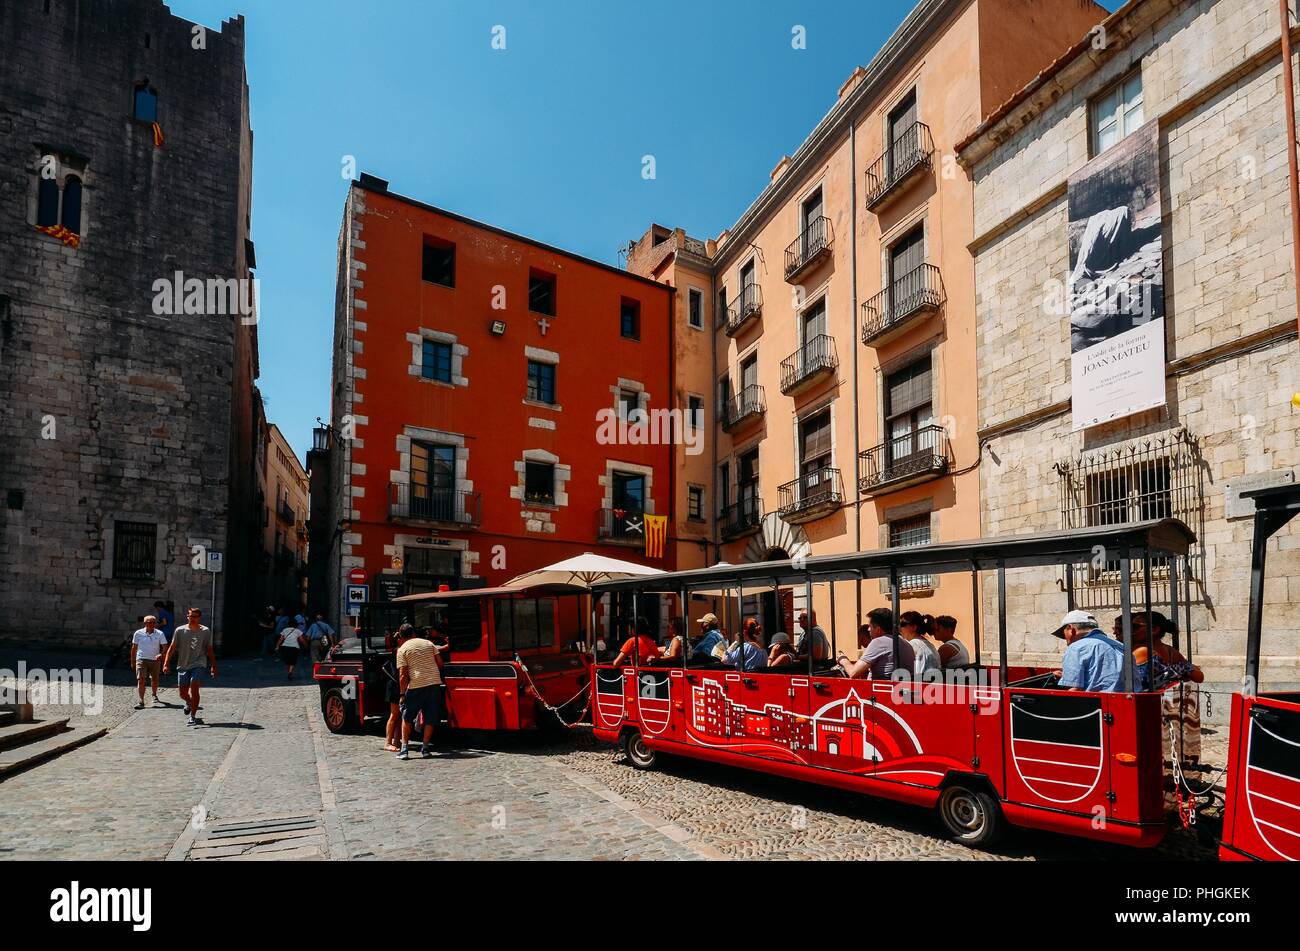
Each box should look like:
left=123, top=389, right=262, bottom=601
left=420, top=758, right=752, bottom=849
left=838, top=65, right=866, bottom=101
left=770, top=155, right=791, bottom=182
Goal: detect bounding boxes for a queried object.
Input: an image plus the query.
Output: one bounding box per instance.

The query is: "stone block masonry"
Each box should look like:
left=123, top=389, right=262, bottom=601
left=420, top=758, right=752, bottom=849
left=0, top=0, right=259, bottom=650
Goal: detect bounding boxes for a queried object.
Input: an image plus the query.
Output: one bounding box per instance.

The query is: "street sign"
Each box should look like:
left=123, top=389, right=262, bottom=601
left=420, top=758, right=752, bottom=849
left=347, top=567, right=367, bottom=585
left=206, top=551, right=223, bottom=573
left=346, top=583, right=368, bottom=618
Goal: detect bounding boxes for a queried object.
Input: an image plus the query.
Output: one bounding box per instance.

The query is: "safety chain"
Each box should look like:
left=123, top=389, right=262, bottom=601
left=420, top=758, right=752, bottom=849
left=515, top=654, right=592, bottom=728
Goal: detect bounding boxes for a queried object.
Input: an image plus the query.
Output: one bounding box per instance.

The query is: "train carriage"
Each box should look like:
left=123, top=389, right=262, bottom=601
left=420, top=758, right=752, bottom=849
left=313, top=583, right=591, bottom=734
left=589, top=519, right=1195, bottom=848
left=1220, top=484, right=1300, bottom=861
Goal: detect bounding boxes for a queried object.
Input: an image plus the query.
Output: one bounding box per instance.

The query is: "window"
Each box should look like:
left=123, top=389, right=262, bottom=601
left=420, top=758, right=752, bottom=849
left=620, top=298, right=640, bottom=339
left=613, top=472, right=645, bottom=513
left=688, top=486, right=705, bottom=521
left=801, top=188, right=824, bottom=242
left=112, top=520, right=156, bottom=581
left=799, top=410, right=832, bottom=477
left=889, top=225, right=925, bottom=301
left=421, top=340, right=452, bottom=382
left=494, top=598, right=556, bottom=651
left=885, top=356, right=934, bottom=467
left=1091, top=70, right=1143, bottom=155
left=410, top=441, right=456, bottom=521
left=133, top=84, right=158, bottom=122
left=889, top=514, right=932, bottom=590
left=717, top=285, right=728, bottom=328
left=719, top=462, right=731, bottom=515
left=36, top=176, right=59, bottom=228
left=529, top=271, right=556, bottom=315
left=527, top=360, right=556, bottom=404
left=618, top=388, right=640, bottom=421
left=687, top=288, right=703, bottom=329
left=887, top=90, right=918, bottom=176
left=421, top=239, right=455, bottom=287
left=60, top=176, right=82, bottom=234
left=687, top=395, right=703, bottom=431
left=525, top=461, right=555, bottom=503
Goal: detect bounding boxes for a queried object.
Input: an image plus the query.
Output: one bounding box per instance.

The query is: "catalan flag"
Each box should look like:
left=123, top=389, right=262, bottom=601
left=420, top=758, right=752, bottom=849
left=35, top=223, right=80, bottom=249
left=644, top=514, right=668, bottom=559
left=152, top=121, right=165, bottom=148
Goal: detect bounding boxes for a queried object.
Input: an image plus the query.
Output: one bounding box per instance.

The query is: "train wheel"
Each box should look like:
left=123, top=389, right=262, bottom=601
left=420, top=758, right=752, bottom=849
left=322, top=687, right=359, bottom=734
left=938, top=784, right=1003, bottom=847
left=620, top=730, right=657, bottom=770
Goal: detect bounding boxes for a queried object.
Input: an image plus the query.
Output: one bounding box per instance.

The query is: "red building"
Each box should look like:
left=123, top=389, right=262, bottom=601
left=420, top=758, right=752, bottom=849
left=314, top=175, right=675, bottom=627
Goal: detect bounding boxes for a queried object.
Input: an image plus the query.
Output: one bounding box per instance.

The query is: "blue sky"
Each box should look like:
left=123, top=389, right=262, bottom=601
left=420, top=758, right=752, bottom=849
left=166, top=0, right=1119, bottom=459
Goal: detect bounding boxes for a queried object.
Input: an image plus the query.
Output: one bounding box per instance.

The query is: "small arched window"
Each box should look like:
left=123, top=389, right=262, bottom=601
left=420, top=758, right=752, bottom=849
left=133, top=84, right=157, bottom=122
left=36, top=176, right=60, bottom=227
left=61, top=175, right=82, bottom=234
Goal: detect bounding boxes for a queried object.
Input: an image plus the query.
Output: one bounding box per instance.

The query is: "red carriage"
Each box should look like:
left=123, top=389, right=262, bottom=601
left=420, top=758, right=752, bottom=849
left=589, top=519, right=1197, bottom=848
left=1220, top=484, right=1300, bottom=861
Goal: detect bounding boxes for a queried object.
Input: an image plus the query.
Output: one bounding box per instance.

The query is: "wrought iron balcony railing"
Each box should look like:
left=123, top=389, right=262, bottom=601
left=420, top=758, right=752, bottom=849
left=720, top=489, right=763, bottom=538
left=725, top=283, right=763, bottom=335
left=777, top=467, right=843, bottom=522
left=784, top=216, right=833, bottom=282
left=719, top=384, right=766, bottom=431
left=860, top=263, right=945, bottom=346
left=864, top=121, right=935, bottom=210
left=779, top=335, right=838, bottom=394
left=388, top=483, right=483, bottom=526
left=857, top=424, right=949, bottom=495
left=598, top=507, right=646, bottom=543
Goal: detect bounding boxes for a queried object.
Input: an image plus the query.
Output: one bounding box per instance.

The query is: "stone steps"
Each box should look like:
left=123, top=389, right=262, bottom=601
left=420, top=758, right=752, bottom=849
left=0, top=722, right=106, bottom=780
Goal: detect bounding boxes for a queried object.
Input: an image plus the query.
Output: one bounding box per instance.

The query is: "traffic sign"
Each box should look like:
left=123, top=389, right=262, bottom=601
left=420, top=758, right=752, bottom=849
left=346, top=584, right=368, bottom=604
left=206, top=551, right=223, bottom=573
left=348, top=567, right=367, bottom=585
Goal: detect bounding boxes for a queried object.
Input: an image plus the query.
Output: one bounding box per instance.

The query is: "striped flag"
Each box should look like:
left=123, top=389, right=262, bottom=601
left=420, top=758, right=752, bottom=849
left=152, top=121, right=165, bottom=148
left=644, top=514, right=668, bottom=559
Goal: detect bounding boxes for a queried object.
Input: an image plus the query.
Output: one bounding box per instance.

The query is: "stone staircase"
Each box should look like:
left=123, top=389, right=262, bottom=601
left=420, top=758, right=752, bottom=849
left=0, top=705, right=106, bottom=780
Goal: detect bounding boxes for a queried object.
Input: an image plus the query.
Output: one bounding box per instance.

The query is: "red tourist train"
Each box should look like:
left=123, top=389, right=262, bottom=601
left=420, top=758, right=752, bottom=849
left=1220, top=484, right=1300, bottom=861
left=589, top=520, right=1199, bottom=848
left=313, top=583, right=591, bottom=734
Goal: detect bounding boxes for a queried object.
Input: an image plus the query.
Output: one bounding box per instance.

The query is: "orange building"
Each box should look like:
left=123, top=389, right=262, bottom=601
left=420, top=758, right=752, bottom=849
left=315, top=175, right=676, bottom=628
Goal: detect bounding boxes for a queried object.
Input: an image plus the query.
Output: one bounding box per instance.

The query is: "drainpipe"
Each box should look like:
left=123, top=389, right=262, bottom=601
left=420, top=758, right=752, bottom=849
left=710, top=265, right=719, bottom=565
left=850, top=119, right=863, bottom=623
left=667, top=283, right=677, bottom=572
left=1281, top=0, right=1300, bottom=343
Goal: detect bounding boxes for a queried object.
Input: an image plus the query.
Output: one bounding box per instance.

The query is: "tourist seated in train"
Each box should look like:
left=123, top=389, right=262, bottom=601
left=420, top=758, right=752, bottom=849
left=659, top=617, right=686, bottom=663
left=836, top=608, right=914, bottom=679
left=723, top=619, right=768, bottom=671
left=794, top=612, right=830, bottom=663
left=932, top=615, right=971, bottom=669
left=611, top=616, right=660, bottom=667
left=900, top=611, right=941, bottom=679
left=689, top=613, right=727, bottom=664
left=1133, top=610, right=1204, bottom=796
left=1131, top=611, right=1203, bottom=691
left=767, top=631, right=796, bottom=667
left=1052, top=610, right=1131, bottom=692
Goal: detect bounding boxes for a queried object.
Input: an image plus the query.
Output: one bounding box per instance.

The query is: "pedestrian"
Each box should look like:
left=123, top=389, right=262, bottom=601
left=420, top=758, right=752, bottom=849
left=395, top=624, right=449, bottom=761
left=162, top=607, right=217, bottom=726
left=382, top=630, right=404, bottom=753
left=258, top=605, right=277, bottom=656
left=276, top=617, right=307, bottom=679
left=130, top=615, right=168, bottom=709
left=305, top=611, right=336, bottom=665
left=153, top=600, right=175, bottom=642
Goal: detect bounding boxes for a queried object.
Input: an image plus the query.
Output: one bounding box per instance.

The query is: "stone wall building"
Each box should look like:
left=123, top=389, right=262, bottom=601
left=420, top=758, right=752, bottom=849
left=261, top=423, right=308, bottom=612
left=0, top=0, right=260, bottom=650
left=957, top=0, right=1300, bottom=697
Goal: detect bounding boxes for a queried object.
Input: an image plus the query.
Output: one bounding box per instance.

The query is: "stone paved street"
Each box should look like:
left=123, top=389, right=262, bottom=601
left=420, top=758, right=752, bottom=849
left=0, top=655, right=1225, bottom=861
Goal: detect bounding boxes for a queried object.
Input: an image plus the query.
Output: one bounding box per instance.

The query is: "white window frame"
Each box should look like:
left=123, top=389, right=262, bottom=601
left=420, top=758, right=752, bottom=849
left=1090, top=69, right=1143, bottom=156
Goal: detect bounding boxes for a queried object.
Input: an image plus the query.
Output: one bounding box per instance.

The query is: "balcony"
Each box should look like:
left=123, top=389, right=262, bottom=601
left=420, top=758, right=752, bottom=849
left=777, top=467, right=843, bottom=523
left=388, top=483, right=483, bottom=527
left=725, top=283, right=763, bottom=336
left=857, top=424, right=949, bottom=496
left=598, top=507, right=647, bottom=545
left=779, top=335, right=838, bottom=396
left=720, top=491, right=763, bottom=539
left=719, top=384, right=766, bottom=432
left=784, top=216, right=833, bottom=283
left=861, top=263, right=945, bottom=347
left=276, top=499, right=295, bottom=524
left=864, top=122, right=935, bottom=211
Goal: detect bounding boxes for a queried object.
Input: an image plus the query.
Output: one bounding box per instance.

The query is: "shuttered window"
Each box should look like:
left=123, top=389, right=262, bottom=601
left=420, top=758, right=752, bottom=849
left=800, top=410, right=832, bottom=475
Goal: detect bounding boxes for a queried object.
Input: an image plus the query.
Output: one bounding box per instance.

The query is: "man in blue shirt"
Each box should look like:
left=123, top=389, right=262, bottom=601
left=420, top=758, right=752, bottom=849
left=690, top=613, right=725, bottom=662
left=1054, top=610, right=1132, bottom=692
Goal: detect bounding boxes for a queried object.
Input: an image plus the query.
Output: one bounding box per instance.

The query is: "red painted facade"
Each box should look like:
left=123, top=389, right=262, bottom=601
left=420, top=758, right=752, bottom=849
left=335, top=179, right=676, bottom=604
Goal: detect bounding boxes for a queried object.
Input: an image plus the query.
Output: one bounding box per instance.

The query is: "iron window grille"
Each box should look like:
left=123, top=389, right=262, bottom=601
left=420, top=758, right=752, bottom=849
left=113, top=521, right=156, bottom=581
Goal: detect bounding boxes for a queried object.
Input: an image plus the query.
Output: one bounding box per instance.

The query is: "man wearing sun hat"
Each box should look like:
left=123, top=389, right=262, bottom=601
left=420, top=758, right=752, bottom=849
left=690, top=613, right=726, bottom=662
left=1053, top=609, right=1132, bottom=692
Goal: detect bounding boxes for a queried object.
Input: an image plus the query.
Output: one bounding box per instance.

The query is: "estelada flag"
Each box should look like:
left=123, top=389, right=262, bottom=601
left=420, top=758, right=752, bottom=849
left=152, top=122, right=165, bottom=148
left=644, top=514, right=668, bottom=559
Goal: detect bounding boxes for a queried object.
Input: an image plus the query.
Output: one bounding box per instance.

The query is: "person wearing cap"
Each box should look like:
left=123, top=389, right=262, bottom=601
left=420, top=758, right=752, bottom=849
left=767, top=631, right=796, bottom=667
left=690, top=613, right=726, bottom=662
left=1054, top=609, right=1132, bottom=692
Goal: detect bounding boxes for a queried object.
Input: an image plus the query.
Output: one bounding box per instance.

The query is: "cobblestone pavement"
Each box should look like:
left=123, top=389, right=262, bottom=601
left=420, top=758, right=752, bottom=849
left=0, top=653, right=1228, bottom=861
left=0, top=646, right=156, bottom=734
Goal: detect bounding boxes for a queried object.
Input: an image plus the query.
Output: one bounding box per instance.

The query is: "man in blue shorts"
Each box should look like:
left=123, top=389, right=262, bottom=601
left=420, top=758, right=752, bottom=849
left=163, top=608, right=217, bottom=725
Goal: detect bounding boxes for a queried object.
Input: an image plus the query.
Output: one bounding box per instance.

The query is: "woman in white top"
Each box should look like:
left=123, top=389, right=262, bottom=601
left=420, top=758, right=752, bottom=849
left=899, top=612, right=942, bottom=678
left=933, top=615, right=971, bottom=669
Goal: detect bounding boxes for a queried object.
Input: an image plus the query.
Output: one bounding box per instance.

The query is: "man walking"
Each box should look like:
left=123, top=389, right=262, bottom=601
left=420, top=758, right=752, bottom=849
left=305, top=611, right=336, bottom=665
left=130, top=615, right=168, bottom=709
left=163, top=608, right=217, bottom=726
left=395, top=624, right=448, bottom=760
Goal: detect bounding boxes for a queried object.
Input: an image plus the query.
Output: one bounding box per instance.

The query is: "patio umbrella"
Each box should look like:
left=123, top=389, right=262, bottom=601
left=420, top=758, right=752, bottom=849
left=503, top=552, right=662, bottom=589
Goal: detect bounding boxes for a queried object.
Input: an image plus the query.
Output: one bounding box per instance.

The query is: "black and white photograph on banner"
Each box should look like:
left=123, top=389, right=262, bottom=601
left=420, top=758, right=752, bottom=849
left=1067, top=120, right=1167, bottom=430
